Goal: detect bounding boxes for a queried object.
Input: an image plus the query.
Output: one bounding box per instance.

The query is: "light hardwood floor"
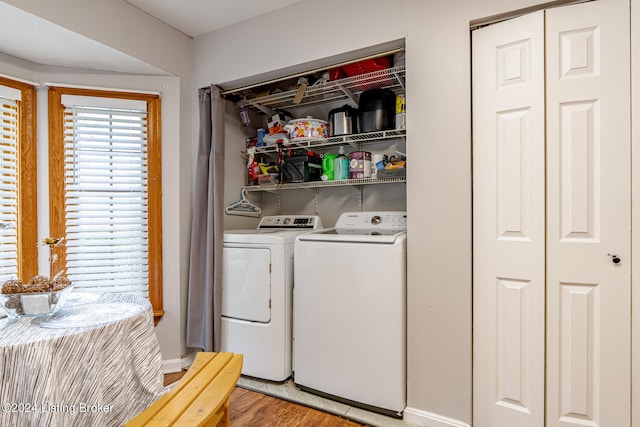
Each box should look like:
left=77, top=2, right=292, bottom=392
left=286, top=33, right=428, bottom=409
left=164, top=372, right=368, bottom=427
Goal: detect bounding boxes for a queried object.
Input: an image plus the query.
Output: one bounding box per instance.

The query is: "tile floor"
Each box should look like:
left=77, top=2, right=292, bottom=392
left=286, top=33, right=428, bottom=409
left=236, top=376, right=420, bottom=427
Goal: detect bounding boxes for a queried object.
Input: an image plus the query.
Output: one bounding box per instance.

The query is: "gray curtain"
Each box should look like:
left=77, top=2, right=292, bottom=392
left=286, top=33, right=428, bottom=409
left=186, top=85, right=225, bottom=351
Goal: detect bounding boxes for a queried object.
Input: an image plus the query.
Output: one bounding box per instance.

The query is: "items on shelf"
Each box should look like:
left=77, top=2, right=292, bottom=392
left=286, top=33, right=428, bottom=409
left=245, top=143, right=407, bottom=186
left=349, top=151, right=372, bottom=179
left=335, top=146, right=349, bottom=180
left=281, top=149, right=322, bottom=183
left=267, top=111, right=292, bottom=135
left=284, top=116, right=328, bottom=142
left=328, top=104, right=358, bottom=136
left=233, top=53, right=407, bottom=192
left=321, top=153, right=338, bottom=181
left=246, top=147, right=261, bottom=185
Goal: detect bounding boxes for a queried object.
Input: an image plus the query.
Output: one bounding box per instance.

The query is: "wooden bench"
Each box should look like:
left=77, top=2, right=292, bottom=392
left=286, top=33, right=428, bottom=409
left=125, top=352, right=243, bottom=427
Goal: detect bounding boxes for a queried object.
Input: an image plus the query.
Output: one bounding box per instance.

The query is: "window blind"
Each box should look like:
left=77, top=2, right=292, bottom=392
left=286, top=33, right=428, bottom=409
left=0, top=95, right=18, bottom=281
left=63, top=104, right=149, bottom=295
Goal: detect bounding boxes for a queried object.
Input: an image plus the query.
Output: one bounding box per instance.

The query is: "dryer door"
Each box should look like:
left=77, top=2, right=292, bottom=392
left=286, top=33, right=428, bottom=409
left=222, top=246, right=271, bottom=322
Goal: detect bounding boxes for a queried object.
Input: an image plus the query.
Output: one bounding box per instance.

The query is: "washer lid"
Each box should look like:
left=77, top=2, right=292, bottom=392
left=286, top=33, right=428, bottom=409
left=297, top=229, right=406, bottom=244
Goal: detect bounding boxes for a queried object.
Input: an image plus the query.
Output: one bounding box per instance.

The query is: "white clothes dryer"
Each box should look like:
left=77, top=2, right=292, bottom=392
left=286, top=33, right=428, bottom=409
left=293, top=211, right=407, bottom=417
left=221, top=215, right=322, bottom=382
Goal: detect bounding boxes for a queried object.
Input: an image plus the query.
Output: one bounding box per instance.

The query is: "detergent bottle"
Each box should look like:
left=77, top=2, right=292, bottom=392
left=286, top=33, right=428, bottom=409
left=334, top=146, right=349, bottom=180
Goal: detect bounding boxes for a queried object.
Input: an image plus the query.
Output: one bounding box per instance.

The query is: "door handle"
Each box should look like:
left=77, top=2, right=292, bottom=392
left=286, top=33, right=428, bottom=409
left=608, top=253, right=621, bottom=264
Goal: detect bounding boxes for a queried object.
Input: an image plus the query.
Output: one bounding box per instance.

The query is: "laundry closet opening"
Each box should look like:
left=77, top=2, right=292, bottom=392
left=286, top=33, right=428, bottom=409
left=218, top=41, right=407, bottom=227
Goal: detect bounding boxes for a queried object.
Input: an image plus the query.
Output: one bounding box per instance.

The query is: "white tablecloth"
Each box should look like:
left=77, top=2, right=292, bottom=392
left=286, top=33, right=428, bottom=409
left=0, top=292, right=165, bottom=426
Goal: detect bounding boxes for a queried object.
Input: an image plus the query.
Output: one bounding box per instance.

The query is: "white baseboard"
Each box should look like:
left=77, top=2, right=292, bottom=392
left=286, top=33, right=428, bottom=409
left=180, top=352, right=197, bottom=369
left=162, top=358, right=183, bottom=374
left=403, top=407, right=470, bottom=427
left=163, top=352, right=197, bottom=374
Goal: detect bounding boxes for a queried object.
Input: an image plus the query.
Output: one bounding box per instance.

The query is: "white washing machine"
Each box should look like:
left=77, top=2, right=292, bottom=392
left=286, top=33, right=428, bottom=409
left=221, top=215, right=322, bottom=382
left=293, top=211, right=407, bottom=417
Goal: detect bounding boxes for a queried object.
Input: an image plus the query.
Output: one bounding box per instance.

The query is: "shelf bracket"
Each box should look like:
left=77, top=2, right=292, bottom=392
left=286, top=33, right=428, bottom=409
left=336, top=84, right=359, bottom=105
left=248, top=101, right=273, bottom=115
left=346, top=140, right=360, bottom=149
left=393, top=72, right=406, bottom=91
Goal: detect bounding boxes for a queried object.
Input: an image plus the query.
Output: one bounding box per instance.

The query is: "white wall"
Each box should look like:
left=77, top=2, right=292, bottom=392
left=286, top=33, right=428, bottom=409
left=0, top=54, right=185, bottom=363
left=192, top=0, right=561, bottom=425
left=0, top=0, right=192, bottom=368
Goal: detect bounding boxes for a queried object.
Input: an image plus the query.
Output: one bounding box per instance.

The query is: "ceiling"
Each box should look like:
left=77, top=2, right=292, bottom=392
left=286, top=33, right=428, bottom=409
left=126, top=0, right=306, bottom=38
left=0, top=0, right=305, bottom=75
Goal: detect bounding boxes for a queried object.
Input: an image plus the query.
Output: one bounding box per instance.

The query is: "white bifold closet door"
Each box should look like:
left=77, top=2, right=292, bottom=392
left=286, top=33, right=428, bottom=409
left=472, top=1, right=630, bottom=427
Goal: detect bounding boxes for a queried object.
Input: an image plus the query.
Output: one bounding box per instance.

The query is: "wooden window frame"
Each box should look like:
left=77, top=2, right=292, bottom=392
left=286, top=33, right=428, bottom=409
left=48, top=86, right=164, bottom=322
left=0, top=77, right=38, bottom=280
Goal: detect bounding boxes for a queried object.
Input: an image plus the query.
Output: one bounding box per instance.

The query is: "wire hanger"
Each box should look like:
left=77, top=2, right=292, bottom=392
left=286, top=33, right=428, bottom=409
left=225, top=189, right=262, bottom=217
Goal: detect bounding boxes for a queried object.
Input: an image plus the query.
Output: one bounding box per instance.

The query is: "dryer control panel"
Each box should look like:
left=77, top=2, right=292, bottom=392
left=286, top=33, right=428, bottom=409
left=257, top=215, right=323, bottom=230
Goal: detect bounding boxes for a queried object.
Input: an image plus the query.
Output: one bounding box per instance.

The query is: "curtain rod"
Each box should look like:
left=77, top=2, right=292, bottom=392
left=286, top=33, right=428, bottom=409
left=221, top=47, right=404, bottom=96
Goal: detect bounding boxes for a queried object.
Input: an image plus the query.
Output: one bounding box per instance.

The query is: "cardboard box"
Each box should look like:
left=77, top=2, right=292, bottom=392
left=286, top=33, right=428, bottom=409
left=267, top=112, right=292, bottom=135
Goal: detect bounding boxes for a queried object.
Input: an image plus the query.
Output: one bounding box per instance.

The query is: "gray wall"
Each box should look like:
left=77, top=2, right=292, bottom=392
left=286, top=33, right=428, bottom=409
left=2, top=0, right=614, bottom=425
left=191, top=0, right=562, bottom=424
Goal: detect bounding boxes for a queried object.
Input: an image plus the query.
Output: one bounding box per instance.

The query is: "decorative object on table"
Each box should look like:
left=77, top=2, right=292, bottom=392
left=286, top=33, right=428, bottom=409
left=42, top=236, right=64, bottom=279
left=0, top=283, right=74, bottom=317
left=0, top=236, right=74, bottom=317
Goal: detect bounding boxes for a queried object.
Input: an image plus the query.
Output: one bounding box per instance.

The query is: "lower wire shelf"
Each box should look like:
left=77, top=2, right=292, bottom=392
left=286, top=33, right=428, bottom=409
left=243, top=176, right=406, bottom=192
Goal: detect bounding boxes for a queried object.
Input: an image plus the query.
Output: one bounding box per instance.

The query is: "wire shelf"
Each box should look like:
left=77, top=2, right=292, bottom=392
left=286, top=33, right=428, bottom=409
left=236, top=66, right=406, bottom=112
left=243, top=176, right=406, bottom=192
left=242, top=129, right=406, bottom=157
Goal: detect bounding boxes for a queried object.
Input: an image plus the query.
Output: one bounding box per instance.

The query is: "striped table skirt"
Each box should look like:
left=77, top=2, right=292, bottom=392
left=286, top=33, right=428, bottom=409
left=0, top=292, right=165, bottom=427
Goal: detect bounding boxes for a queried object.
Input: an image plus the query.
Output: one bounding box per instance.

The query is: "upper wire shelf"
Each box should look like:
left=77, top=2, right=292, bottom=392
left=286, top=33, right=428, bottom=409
left=236, top=65, right=406, bottom=112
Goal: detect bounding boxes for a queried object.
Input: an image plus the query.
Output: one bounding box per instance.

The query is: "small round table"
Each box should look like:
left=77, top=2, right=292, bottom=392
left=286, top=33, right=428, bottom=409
left=0, top=292, right=165, bottom=427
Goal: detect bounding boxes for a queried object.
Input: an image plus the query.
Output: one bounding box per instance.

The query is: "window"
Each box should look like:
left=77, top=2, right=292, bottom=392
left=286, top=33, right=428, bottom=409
left=0, top=77, right=37, bottom=282
left=48, top=87, right=163, bottom=319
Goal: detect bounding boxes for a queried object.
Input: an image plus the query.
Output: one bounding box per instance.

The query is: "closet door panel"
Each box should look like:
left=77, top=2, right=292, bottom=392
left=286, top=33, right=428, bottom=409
left=472, top=11, right=545, bottom=427
left=546, top=1, right=631, bottom=426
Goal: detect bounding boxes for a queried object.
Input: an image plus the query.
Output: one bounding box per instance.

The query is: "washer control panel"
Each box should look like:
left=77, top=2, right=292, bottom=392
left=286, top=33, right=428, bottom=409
left=335, top=212, right=407, bottom=231
left=258, top=215, right=323, bottom=230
